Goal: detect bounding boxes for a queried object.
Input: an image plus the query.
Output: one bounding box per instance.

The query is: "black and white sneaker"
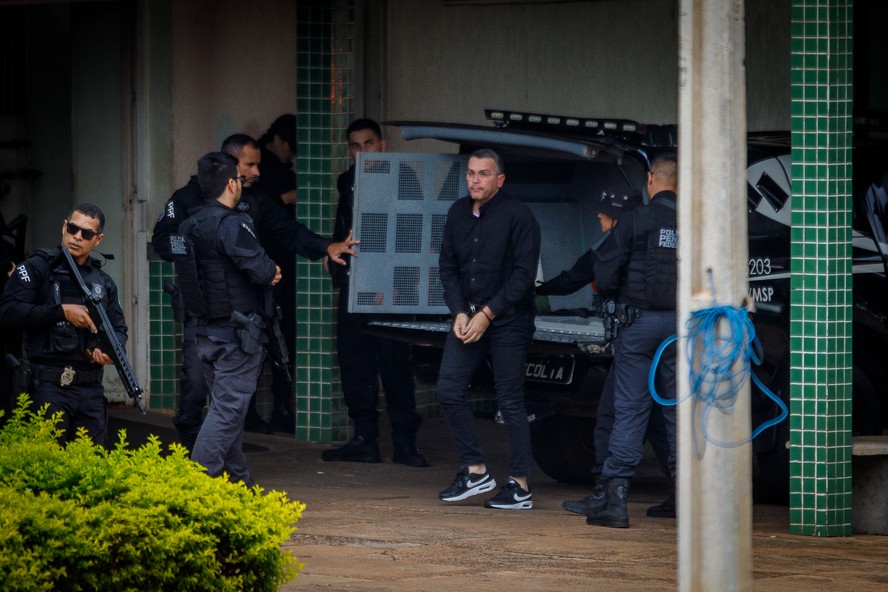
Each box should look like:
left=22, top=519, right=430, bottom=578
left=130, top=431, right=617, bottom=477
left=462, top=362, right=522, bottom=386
left=484, top=479, right=533, bottom=510
left=438, top=467, right=497, bottom=502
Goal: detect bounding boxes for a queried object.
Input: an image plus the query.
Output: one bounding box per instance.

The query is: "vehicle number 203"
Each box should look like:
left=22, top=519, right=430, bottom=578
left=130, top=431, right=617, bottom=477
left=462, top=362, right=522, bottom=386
left=748, top=258, right=772, bottom=277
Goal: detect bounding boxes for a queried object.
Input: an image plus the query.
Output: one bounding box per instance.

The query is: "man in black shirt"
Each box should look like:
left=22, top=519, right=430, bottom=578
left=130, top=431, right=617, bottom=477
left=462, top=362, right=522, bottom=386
left=254, top=114, right=297, bottom=207
left=435, top=148, right=541, bottom=510
left=321, top=118, right=427, bottom=467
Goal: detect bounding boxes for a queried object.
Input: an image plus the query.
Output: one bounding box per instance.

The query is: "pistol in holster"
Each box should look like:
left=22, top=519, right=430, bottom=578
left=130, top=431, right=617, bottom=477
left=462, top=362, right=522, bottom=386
left=163, top=281, right=186, bottom=323
left=6, top=353, right=32, bottom=395
left=230, top=311, right=266, bottom=354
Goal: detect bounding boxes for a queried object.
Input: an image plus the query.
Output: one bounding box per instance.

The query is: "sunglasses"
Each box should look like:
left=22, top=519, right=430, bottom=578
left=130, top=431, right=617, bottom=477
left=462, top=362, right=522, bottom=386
left=65, top=221, right=100, bottom=241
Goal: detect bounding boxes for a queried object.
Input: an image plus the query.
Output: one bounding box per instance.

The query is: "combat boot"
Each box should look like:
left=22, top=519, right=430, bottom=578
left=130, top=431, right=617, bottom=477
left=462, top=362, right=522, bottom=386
left=646, top=474, right=676, bottom=518
left=562, top=476, right=608, bottom=515
left=586, top=477, right=630, bottom=528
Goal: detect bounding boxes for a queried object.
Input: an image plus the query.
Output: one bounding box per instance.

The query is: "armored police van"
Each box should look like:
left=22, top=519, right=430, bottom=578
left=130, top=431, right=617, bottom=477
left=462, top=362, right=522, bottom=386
left=347, top=109, right=888, bottom=501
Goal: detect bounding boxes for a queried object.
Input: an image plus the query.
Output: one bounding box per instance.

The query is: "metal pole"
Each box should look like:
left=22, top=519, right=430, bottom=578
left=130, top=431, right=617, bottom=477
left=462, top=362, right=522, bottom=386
left=677, top=1, right=752, bottom=591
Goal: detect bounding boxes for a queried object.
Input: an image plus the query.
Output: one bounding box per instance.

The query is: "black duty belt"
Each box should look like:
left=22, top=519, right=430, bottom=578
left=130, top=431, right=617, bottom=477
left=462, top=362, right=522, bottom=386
left=604, top=301, right=642, bottom=326
left=33, top=364, right=104, bottom=387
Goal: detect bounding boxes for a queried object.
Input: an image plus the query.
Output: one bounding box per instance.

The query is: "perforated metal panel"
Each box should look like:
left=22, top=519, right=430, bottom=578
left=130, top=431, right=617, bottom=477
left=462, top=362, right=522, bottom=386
left=349, top=152, right=467, bottom=314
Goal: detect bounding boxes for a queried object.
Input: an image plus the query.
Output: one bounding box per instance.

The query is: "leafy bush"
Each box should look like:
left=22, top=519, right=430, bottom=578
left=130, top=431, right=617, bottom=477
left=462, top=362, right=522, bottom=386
left=0, top=395, right=305, bottom=591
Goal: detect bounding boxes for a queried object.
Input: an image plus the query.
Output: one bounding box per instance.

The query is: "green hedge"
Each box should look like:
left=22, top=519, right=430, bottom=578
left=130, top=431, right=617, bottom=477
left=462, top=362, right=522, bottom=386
left=0, top=396, right=305, bottom=591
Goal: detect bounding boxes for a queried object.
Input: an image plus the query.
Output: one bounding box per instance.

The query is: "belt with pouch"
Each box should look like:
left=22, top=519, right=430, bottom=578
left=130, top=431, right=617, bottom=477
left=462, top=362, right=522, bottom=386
left=33, top=364, right=104, bottom=387
left=604, top=301, right=642, bottom=326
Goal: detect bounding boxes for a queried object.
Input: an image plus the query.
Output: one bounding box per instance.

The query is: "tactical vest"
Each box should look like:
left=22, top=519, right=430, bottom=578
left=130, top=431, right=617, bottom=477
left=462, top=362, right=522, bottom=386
left=24, top=249, right=105, bottom=363
left=173, top=207, right=261, bottom=321
left=622, top=195, right=678, bottom=310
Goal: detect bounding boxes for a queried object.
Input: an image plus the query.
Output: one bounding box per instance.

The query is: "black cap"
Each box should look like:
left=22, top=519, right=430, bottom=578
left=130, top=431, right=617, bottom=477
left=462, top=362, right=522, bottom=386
left=599, top=189, right=643, bottom=219
left=267, top=114, right=297, bottom=153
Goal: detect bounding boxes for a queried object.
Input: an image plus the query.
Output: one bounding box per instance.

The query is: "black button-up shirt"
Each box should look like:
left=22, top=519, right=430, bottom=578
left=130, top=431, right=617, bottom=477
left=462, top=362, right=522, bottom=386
left=439, top=190, right=541, bottom=318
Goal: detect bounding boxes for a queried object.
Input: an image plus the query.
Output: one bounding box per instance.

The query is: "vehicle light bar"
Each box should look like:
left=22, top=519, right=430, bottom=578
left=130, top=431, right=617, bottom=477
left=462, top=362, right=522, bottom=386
left=485, top=108, right=644, bottom=137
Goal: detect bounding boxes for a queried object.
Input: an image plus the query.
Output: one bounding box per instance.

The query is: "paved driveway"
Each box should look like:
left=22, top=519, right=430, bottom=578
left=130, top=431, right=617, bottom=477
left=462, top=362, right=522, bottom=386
left=113, top=408, right=888, bottom=591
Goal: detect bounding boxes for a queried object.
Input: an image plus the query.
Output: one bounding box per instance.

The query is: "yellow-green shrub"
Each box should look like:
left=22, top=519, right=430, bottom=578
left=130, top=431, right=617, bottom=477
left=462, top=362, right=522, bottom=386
left=0, top=395, right=305, bottom=591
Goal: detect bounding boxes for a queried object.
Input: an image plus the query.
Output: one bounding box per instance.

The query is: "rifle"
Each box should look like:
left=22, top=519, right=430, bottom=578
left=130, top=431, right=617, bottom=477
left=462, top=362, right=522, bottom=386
left=263, top=289, right=292, bottom=383
left=60, top=247, right=146, bottom=415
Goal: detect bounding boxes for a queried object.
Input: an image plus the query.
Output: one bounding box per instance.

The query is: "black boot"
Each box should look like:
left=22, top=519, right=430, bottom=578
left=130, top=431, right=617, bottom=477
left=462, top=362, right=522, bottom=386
left=646, top=491, right=675, bottom=518
left=586, top=477, right=630, bottom=528
left=562, top=476, right=607, bottom=515
left=647, top=475, right=676, bottom=518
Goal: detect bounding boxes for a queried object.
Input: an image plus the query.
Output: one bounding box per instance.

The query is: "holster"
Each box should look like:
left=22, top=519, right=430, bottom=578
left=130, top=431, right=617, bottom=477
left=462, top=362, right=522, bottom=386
left=230, top=311, right=266, bottom=354
left=604, top=300, right=640, bottom=328
left=6, top=354, right=32, bottom=395
left=163, top=281, right=186, bottom=323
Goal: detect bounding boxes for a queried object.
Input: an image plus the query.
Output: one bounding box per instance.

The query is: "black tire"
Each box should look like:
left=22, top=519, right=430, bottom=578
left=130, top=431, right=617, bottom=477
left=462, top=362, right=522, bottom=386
left=530, top=414, right=597, bottom=484
left=754, top=413, right=790, bottom=504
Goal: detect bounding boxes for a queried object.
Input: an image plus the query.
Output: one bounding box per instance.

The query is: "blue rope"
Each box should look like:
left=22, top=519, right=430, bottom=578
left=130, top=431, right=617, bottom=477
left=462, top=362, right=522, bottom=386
left=648, top=305, right=788, bottom=448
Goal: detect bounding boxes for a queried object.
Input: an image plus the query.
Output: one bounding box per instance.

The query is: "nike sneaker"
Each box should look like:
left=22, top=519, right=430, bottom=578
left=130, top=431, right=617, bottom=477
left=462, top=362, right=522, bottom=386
left=438, top=467, right=497, bottom=502
left=484, top=479, right=533, bottom=510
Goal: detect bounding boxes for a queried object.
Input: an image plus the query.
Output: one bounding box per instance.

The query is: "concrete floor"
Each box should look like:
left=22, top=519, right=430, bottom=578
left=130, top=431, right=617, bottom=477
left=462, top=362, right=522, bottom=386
left=111, top=407, right=888, bottom=592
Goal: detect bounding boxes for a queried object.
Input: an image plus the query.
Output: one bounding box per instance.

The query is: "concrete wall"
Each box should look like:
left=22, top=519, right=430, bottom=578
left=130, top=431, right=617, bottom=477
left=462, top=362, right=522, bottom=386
left=167, top=0, right=297, bottom=196
left=377, top=0, right=789, bottom=152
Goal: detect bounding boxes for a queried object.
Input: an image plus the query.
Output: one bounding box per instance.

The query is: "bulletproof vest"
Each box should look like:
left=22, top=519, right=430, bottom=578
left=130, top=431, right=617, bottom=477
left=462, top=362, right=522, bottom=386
left=173, top=207, right=261, bottom=321
left=24, top=249, right=104, bottom=363
left=622, top=195, right=678, bottom=310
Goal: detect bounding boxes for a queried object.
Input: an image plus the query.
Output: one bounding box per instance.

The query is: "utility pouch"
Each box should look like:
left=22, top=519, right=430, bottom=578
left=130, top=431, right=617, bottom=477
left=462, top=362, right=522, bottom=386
left=602, top=299, right=620, bottom=342
left=46, top=321, right=80, bottom=355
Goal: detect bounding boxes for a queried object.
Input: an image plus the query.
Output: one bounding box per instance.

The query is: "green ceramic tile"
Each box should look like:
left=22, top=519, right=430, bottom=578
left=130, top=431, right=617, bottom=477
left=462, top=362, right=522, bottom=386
left=788, top=0, right=853, bottom=536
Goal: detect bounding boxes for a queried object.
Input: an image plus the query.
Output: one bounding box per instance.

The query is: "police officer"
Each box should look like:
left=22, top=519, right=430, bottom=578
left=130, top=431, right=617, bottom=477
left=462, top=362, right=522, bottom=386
left=153, top=134, right=357, bottom=447
left=174, top=152, right=281, bottom=487
left=322, top=118, right=427, bottom=467
left=0, top=203, right=127, bottom=446
left=583, top=153, right=679, bottom=528
left=535, top=189, right=675, bottom=518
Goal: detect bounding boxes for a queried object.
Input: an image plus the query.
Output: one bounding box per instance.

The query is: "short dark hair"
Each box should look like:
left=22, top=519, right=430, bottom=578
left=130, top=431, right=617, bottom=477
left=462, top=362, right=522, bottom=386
left=260, top=113, right=297, bottom=153
left=68, top=203, right=105, bottom=232
left=346, top=118, right=383, bottom=140
left=650, top=152, right=678, bottom=188
left=221, top=134, right=259, bottom=157
left=469, top=148, right=505, bottom=175
left=197, top=152, right=239, bottom=201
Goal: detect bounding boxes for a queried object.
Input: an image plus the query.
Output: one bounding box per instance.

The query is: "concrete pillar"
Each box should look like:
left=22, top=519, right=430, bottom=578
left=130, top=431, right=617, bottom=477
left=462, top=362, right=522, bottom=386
left=677, top=1, right=752, bottom=590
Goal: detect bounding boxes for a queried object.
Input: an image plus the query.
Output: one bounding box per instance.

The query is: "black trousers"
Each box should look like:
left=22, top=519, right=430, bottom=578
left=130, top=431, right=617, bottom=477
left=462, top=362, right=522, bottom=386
left=336, top=286, right=422, bottom=448
left=32, top=377, right=107, bottom=446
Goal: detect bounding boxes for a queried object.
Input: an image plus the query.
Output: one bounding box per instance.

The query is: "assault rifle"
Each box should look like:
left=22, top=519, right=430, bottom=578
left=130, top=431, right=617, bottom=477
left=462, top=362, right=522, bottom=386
left=264, top=289, right=292, bottom=383
left=60, top=247, right=146, bottom=414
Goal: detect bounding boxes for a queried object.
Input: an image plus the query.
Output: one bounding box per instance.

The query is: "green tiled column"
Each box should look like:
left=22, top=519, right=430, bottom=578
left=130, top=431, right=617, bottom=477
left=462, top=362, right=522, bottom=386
left=147, top=259, right=180, bottom=412
left=294, top=0, right=354, bottom=443
left=788, top=0, right=853, bottom=536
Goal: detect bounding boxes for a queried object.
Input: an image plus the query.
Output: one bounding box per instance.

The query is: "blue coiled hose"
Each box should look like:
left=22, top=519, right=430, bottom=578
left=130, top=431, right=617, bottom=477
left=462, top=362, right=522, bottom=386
left=648, top=304, right=788, bottom=449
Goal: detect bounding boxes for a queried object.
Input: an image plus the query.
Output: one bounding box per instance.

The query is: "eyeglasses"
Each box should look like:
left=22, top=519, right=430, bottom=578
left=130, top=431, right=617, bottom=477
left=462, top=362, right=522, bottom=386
left=465, top=170, right=499, bottom=180
left=233, top=175, right=248, bottom=185
left=65, top=221, right=99, bottom=241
